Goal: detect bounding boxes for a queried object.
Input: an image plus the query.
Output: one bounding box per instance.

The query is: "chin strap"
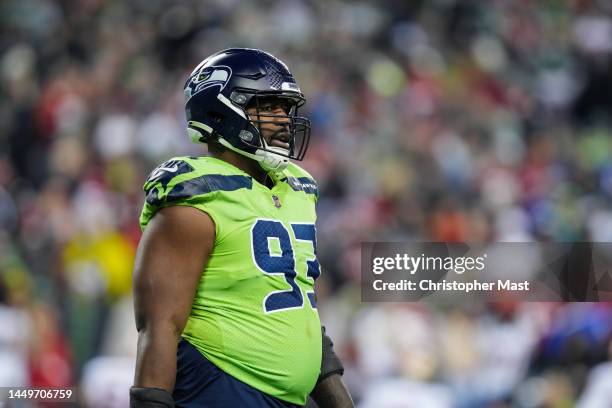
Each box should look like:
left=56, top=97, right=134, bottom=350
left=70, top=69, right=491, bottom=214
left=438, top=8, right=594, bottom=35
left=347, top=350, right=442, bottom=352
left=217, top=138, right=289, bottom=173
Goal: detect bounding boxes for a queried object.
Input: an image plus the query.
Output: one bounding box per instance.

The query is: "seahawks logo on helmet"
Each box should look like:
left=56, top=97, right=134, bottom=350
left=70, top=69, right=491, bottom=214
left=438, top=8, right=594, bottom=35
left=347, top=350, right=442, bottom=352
left=184, top=65, right=232, bottom=103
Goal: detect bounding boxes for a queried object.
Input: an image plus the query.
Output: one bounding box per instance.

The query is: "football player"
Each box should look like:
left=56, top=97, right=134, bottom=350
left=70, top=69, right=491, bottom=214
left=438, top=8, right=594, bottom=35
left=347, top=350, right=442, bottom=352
left=130, top=48, right=353, bottom=408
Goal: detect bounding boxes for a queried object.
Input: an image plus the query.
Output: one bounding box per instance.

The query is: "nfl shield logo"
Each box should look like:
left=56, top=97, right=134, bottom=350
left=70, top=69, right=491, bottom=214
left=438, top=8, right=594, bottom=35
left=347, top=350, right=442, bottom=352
left=272, top=195, right=281, bottom=208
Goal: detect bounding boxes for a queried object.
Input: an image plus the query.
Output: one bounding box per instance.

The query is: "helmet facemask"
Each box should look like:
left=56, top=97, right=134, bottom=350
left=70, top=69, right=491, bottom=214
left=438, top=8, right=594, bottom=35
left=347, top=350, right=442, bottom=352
left=230, top=91, right=311, bottom=163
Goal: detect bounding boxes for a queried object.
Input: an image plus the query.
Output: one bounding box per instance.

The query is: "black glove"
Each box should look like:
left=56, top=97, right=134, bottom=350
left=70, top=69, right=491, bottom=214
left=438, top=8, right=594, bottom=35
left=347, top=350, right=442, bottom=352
left=319, top=326, right=344, bottom=383
left=130, top=387, right=175, bottom=408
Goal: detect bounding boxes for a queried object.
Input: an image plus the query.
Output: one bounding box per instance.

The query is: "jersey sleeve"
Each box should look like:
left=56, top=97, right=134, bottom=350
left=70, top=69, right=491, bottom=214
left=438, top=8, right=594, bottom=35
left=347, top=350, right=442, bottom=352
left=139, top=157, right=253, bottom=241
left=140, top=157, right=197, bottom=229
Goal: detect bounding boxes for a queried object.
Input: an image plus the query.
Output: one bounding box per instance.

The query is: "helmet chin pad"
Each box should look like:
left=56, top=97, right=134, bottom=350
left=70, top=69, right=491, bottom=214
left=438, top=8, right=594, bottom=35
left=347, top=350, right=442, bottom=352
left=255, top=149, right=290, bottom=172
left=217, top=138, right=289, bottom=173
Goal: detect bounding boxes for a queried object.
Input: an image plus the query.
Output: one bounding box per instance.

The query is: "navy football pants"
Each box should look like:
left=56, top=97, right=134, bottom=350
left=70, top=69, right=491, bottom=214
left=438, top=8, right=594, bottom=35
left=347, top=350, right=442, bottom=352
left=173, top=339, right=300, bottom=408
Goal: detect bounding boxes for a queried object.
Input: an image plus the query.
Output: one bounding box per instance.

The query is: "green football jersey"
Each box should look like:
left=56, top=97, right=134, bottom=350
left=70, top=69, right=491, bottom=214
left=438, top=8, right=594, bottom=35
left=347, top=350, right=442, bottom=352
left=140, top=156, right=322, bottom=405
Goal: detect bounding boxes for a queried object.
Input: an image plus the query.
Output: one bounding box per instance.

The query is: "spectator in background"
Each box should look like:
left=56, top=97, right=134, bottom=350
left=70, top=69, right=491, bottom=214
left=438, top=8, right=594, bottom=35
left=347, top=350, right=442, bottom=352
left=0, top=276, right=30, bottom=387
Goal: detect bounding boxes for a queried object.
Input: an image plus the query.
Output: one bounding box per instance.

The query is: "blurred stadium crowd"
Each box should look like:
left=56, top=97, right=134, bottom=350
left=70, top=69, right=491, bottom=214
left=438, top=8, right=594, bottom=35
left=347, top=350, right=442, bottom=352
left=1, top=0, right=612, bottom=406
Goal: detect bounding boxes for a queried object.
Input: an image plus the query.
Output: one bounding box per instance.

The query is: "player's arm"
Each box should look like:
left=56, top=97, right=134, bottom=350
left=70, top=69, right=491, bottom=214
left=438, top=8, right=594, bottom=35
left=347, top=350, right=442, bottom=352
left=131, top=206, right=215, bottom=407
left=310, top=327, right=354, bottom=408
left=311, top=374, right=353, bottom=408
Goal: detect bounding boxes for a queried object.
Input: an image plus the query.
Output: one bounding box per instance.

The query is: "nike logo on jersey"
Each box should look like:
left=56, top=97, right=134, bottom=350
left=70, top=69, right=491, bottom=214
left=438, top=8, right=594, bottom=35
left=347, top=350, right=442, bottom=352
left=149, top=165, right=177, bottom=181
left=159, top=165, right=178, bottom=173
left=145, top=160, right=194, bottom=186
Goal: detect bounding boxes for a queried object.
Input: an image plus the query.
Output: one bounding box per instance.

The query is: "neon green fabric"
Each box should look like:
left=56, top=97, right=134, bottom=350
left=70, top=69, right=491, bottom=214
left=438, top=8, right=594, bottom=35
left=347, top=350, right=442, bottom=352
left=140, top=156, right=322, bottom=404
